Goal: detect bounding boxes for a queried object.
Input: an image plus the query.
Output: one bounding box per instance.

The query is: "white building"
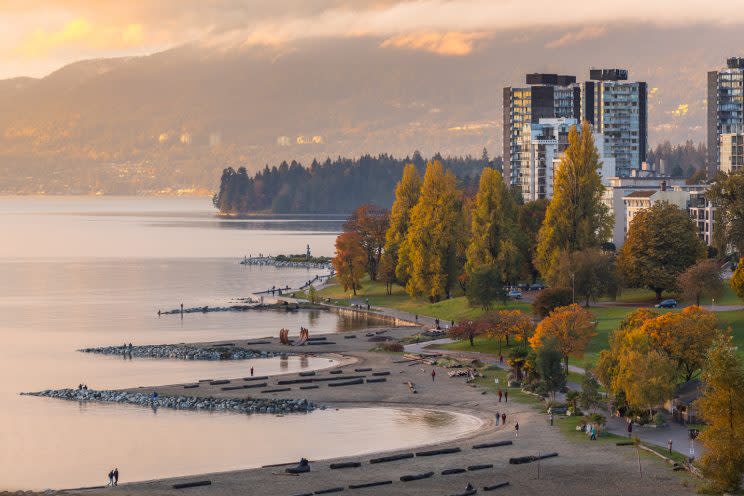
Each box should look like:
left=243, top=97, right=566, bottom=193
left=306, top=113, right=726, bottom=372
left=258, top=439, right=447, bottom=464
left=719, top=133, right=744, bottom=173
left=517, top=118, right=615, bottom=202
left=623, top=187, right=690, bottom=234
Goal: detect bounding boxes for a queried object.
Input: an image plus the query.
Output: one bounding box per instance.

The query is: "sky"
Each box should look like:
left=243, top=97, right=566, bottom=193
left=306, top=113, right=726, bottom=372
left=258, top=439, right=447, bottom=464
left=3, top=0, right=744, bottom=79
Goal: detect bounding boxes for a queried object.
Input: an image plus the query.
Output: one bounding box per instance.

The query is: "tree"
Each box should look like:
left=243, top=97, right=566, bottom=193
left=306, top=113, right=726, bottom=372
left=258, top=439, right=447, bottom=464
left=551, top=248, right=618, bottom=306
left=307, top=286, right=318, bottom=304
left=465, top=168, right=522, bottom=283
left=532, top=288, right=573, bottom=318
left=480, top=309, right=535, bottom=354
left=535, top=123, right=613, bottom=281
left=697, top=335, right=744, bottom=493
left=529, top=304, right=597, bottom=373
left=731, top=257, right=744, bottom=301
left=385, top=163, right=422, bottom=285
left=466, top=265, right=505, bottom=310
left=448, top=320, right=483, bottom=347
left=344, top=204, right=389, bottom=281
left=677, top=259, right=723, bottom=306
left=399, top=161, right=465, bottom=301
left=519, top=199, right=549, bottom=283
left=708, top=169, right=744, bottom=254
left=579, top=370, right=602, bottom=411
left=535, top=338, right=566, bottom=401
left=377, top=252, right=396, bottom=296
left=618, top=201, right=705, bottom=300
left=639, top=305, right=725, bottom=381
left=332, top=232, right=366, bottom=295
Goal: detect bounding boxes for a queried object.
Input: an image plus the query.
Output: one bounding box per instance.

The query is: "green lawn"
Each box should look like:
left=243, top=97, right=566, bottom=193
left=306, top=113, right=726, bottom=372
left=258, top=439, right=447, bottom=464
left=317, top=277, right=530, bottom=322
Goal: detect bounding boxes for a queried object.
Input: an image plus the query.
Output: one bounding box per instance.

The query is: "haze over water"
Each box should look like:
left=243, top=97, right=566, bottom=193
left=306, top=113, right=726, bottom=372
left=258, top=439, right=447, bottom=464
left=0, top=197, right=481, bottom=490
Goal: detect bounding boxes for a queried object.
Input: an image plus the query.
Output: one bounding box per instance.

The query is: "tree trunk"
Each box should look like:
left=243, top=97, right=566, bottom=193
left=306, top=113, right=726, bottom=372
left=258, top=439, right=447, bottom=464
left=469, top=334, right=474, bottom=347
left=654, top=288, right=663, bottom=301
left=564, top=355, right=570, bottom=375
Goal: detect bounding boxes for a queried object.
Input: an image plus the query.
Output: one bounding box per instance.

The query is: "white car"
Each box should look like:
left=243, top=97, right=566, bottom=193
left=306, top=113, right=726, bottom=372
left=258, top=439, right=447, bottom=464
left=507, top=290, right=523, bottom=299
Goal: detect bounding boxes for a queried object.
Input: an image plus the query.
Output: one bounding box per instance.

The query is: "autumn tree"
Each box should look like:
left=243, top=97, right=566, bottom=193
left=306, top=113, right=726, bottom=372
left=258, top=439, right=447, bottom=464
left=677, top=259, right=723, bottom=306
left=529, top=304, right=597, bottom=373
left=535, top=123, right=612, bottom=282
left=398, top=161, right=465, bottom=301
left=519, top=199, right=549, bottom=283
left=332, top=232, right=366, bottom=296
left=384, top=163, right=422, bottom=285
left=708, top=169, right=744, bottom=254
left=618, top=201, right=705, bottom=300
left=448, top=320, right=483, bottom=347
left=697, top=335, right=744, bottom=493
left=532, top=288, right=573, bottom=318
left=377, top=252, right=396, bottom=296
left=465, top=167, right=523, bottom=285
left=731, top=257, right=744, bottom=301
left=480, top=309, right=535, bottom=354
left=639, top=305, right=724, bottom=381
left=344, top=204, right=390, bottom=280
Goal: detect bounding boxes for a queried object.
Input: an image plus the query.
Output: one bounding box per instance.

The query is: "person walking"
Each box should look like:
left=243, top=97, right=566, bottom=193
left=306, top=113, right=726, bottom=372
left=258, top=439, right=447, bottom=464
left=627, top=420, right=633, bottom=438
left=498, top=389, right=503, bottom=402
left=501, top=412, right=506, bottom=425
left=113, top=468, right=119, bottom=486
left=515, top=421, right=519, bottom=438
left=250, top=366, right=254, bottom=377
left=504, top=389, right=508, bottom=402
left=590, top=425, right=597, bottom=440
left=107, top=470, right=114, bottom=487
left=667, top=439, right=673, bottom=454
left=431, top=369, right=436, bottom=382
left=549, top=412, right=554, bottom=426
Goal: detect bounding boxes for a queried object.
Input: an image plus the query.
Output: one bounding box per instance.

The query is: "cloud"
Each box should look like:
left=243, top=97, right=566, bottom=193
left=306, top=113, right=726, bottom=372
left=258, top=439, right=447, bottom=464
left=671, top=103, right=689, bottom=117
left=545, top=26, right=607, bottom=49
left=380, top=31, right=488, bottom=55
left=14, top=17, right=146, bottom=57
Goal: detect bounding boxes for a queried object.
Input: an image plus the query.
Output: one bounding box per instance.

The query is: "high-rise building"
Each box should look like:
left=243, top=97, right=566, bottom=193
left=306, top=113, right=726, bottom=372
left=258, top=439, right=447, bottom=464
left=581, top=69, right=647, bottom=177
left=502, top=74, right=580, bottom=189
left=517, top=117, right=615, bottom=202
left=719, top=133, right=744, bottom=173
left=707, top=57, right=744, bottom=177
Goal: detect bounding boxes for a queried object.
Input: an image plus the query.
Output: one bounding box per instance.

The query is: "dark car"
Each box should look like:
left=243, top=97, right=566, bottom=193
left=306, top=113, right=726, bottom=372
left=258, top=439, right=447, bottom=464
left=529, top=283, right=546, bottom=291
left=655, top=299, right=677, bottom=309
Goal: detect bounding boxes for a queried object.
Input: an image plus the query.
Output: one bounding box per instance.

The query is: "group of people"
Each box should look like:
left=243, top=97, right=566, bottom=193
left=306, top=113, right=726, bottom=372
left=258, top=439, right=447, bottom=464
left=77, top=383, right=89, bottom=390
left=494, top=411, right=520, bottom=437
left=106, top=468, right=119, bottom=486
left=497, top=388, right=509, bottom=402
left=121, top=343, right=133, bottom=354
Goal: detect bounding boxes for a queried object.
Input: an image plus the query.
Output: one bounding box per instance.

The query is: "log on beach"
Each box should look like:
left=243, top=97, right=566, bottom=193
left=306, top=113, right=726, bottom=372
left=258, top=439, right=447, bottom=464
left=172, top=480, right=212, bottom=489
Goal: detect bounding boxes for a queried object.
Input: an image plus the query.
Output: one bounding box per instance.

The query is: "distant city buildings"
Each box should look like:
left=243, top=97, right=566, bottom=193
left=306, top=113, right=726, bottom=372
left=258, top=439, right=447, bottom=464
left=707, top=57, right=744, bottom=177
left=503, top=69, right=647, bottom=191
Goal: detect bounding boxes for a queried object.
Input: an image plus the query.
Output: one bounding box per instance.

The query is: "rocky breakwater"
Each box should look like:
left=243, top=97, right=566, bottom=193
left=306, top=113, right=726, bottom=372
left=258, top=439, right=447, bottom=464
left=79, top=344, right=283, bottom=361
left=23, top=389, right=316, bottom=415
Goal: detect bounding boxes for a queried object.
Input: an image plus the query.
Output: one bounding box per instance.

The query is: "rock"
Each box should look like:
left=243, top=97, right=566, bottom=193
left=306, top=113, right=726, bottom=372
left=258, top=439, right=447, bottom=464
left=78, top=344, right=284, bottom=361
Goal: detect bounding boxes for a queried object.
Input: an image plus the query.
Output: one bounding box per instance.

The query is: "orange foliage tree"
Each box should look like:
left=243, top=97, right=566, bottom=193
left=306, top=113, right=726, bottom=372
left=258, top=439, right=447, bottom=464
left=529, top=304, right=596, bottom=373
left=332, top=232, right=367, bottom=295
left=480, top=309, right=535, bottom=354
left=448, top=320, right=484, bottom=347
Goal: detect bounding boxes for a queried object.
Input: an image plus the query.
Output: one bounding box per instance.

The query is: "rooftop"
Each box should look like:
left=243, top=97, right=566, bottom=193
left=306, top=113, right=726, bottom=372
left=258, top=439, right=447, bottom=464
left=624, top=190, right=655, bottom=198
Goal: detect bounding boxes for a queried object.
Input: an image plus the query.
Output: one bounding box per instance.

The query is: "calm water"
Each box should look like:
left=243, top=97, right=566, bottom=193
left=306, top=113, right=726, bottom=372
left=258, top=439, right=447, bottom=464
left=0, top=197, right=481, bottom=490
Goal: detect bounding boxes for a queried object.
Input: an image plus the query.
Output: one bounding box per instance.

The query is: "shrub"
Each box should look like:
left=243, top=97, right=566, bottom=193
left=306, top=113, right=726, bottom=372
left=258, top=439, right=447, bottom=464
left=532, top=288, right=573, bottom=318
left=381, top=341, right=404, bottom=352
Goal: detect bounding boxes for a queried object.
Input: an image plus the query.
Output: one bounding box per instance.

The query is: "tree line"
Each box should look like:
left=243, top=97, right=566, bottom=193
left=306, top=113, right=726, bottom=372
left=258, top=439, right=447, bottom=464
left=212, top=151, right=498, bottom=214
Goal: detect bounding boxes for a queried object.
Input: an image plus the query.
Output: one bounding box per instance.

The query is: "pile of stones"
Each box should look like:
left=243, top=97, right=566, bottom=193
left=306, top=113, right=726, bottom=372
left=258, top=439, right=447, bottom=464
left=79, top=344, right=282, bottom=361
left=23, top=389, right=315, bottom=415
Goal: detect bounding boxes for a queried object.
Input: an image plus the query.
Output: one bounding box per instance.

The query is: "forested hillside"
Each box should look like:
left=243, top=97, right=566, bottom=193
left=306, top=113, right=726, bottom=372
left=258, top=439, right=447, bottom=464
left=213, top=152, right=499, bottom=213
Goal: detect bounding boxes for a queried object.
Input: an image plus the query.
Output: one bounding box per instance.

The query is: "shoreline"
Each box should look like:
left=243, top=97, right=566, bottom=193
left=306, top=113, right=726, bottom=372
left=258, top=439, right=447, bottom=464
left=32, top=325, right=699, bottom=495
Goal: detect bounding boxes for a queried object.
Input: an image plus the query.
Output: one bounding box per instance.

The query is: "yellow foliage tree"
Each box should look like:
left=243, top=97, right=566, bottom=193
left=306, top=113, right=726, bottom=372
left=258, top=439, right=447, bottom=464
left=385, top=163, right=422, bottom=285
left=529, top=303, right=596, bottom=372
left=697, top=335, right=744, bottom=493
left=332, top=232, right=366, bottom=296
left=398, top=160, right=465, bottom=301
left=732, top=257, right=744, bottom=302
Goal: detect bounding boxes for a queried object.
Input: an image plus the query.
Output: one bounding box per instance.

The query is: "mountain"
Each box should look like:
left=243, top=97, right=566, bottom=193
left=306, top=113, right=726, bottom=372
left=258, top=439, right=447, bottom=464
left=0, top=23, right=742, bottom=194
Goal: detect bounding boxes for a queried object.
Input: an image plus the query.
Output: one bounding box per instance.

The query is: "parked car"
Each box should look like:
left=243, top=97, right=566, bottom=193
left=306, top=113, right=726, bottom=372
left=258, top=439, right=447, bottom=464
left=655, top=299, right=677, bottom=309
left=529, top=283, right=546, bottom=291
left=507, top=290, right=523, bottom=300
left=517, top=283, right=530, bottom=291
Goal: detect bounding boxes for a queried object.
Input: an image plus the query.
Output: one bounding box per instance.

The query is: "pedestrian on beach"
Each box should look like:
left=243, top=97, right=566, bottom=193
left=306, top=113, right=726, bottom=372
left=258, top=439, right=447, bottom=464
left=627, top=420, right=633, bottom=438
left=501, top=412, right=506, bottom=425
left=250, top=366, right=254, bottom=377
left=515, top=421, right=519, bottom=437
left=549, top=412, right=554, bottom=426
left=107, top=470, right=114, bottom=486
left=431, top=369, right=436, bottom=382
left=504, top=389, right=508, bottom=402
left=498, top=389, right=503, bottom=402
left=114, top=468, right=119, bottom=486
left=668, top=439, right=673, bottom=454
left=495, top=411, right=500, bottom=425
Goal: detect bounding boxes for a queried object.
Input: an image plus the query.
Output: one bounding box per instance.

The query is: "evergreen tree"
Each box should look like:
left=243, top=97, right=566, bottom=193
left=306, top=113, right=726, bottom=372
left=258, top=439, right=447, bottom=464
left=399, top=161, right=465, bottom=301
left=535, top=123, right=612, bottom=281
